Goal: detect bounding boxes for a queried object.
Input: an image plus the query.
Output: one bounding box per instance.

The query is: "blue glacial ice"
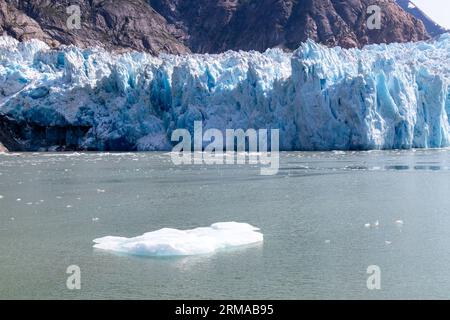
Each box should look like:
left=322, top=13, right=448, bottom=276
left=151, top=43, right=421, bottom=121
left=93, top=222, right=263, bottom=256
left=0, top=34, right=449, bottom=151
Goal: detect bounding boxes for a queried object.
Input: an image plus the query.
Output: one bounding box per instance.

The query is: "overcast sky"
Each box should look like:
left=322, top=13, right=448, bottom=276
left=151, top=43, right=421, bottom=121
left=413, top=0, right=450, bottom=29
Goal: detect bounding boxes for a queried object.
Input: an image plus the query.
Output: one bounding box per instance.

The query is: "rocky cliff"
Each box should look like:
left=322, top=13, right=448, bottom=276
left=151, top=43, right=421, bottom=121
left=0, top=0, right=432, bottom=54
left=0, top=0, right=190, bottom=55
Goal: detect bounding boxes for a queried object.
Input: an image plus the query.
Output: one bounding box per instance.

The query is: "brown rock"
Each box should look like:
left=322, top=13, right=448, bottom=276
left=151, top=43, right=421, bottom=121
left=1, top=0, right=190, bottom=55
left=0, top=0, right=435, bottom=55
left=151, top=0, right=430, bottom=52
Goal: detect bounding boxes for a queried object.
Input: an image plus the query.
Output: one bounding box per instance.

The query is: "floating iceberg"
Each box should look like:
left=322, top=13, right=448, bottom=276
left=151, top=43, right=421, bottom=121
left=93, top=222, right=263, bottom=256
left=0, top=34, right=449, bottom=151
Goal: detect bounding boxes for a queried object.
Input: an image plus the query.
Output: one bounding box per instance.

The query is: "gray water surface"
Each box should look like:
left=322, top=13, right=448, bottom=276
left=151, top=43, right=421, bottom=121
left=1, top=150, right=450, bottom=299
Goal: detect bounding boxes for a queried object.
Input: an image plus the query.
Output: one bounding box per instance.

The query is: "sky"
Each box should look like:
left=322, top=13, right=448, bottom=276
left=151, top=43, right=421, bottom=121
left=413, top=0, right=450, bottom=29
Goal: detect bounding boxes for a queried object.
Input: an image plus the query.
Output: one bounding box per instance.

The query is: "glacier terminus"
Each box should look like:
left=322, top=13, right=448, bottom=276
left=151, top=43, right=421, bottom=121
left=0, top=34, right=449, bottom=151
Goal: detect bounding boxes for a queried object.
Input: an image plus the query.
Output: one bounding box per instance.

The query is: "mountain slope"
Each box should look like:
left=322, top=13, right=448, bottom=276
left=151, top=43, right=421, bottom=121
left=150, top=0, right=430, bottom=52
left=0, top=0, right=190, bottom=55
left=1, top=0, right=431, bottom=54
left=396, top=0, right=447, bottom=37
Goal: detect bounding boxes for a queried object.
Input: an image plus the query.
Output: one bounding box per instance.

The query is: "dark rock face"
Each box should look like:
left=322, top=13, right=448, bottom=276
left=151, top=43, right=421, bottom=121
left=0, top=0, right=190, bottom=55
left=150, top=0, right=430, bottom=52
left=0, top=0, right=56, bottom=46
left=1, top=0, right=431, bottom=54
left=396, top=0, right=447, bottom=37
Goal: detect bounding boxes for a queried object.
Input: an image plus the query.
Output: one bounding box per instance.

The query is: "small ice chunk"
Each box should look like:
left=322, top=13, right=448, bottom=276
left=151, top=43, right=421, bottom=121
left=395, top=220, right=404, bottom=226
left=0, top=195, right=3, bottom=199
left=385, top=241, right=392, bottom=245
left=93, top=222, right=263, bottom=257
left=96, top=189, right=106, bottom=193
left=10, top=217, right=15, bottom=221
left=66, top=205, right=72, bottom=208
left=365, top=220, right=380, bottom=228
left=92, top=217, right=100, bottom=222
left=324, top=240, right=331, bottom=244
left=16, top=198, right=21, bottom=202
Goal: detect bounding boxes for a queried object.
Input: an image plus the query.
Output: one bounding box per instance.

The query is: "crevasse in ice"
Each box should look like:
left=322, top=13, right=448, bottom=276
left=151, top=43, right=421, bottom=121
left=0, top=34, right=449, bottom=151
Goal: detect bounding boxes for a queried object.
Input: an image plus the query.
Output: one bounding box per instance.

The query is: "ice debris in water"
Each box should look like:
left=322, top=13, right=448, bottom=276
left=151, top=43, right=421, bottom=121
left=0, top=34, right=449, bottom=151
left=365, top=220, right=380, bottom=228
left=93, top=222, right=263, bottom=256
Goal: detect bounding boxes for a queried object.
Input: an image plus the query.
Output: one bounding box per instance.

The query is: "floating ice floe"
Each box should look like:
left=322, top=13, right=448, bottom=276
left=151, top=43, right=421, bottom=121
left=93, top=222, right=263, bottom=257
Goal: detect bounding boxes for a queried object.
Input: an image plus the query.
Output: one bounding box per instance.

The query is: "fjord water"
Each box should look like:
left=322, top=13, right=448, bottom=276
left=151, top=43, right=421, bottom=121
left=1, top=150, right=450, bottom=299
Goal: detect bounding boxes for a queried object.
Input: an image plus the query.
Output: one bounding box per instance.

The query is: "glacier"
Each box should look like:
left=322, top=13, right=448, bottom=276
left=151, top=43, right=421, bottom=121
left=93, top=222, right=263, bottom=257
left=0, top=34, right=449, bottom=151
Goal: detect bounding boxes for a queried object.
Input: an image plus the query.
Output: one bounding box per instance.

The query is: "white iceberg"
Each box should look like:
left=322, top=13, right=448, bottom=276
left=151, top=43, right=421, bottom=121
left=93, top=222, right=263, bottom=256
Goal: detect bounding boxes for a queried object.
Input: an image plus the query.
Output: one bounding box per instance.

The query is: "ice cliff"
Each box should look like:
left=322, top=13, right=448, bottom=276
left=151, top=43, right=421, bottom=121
left=0, top=34, right=449, bottom=151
